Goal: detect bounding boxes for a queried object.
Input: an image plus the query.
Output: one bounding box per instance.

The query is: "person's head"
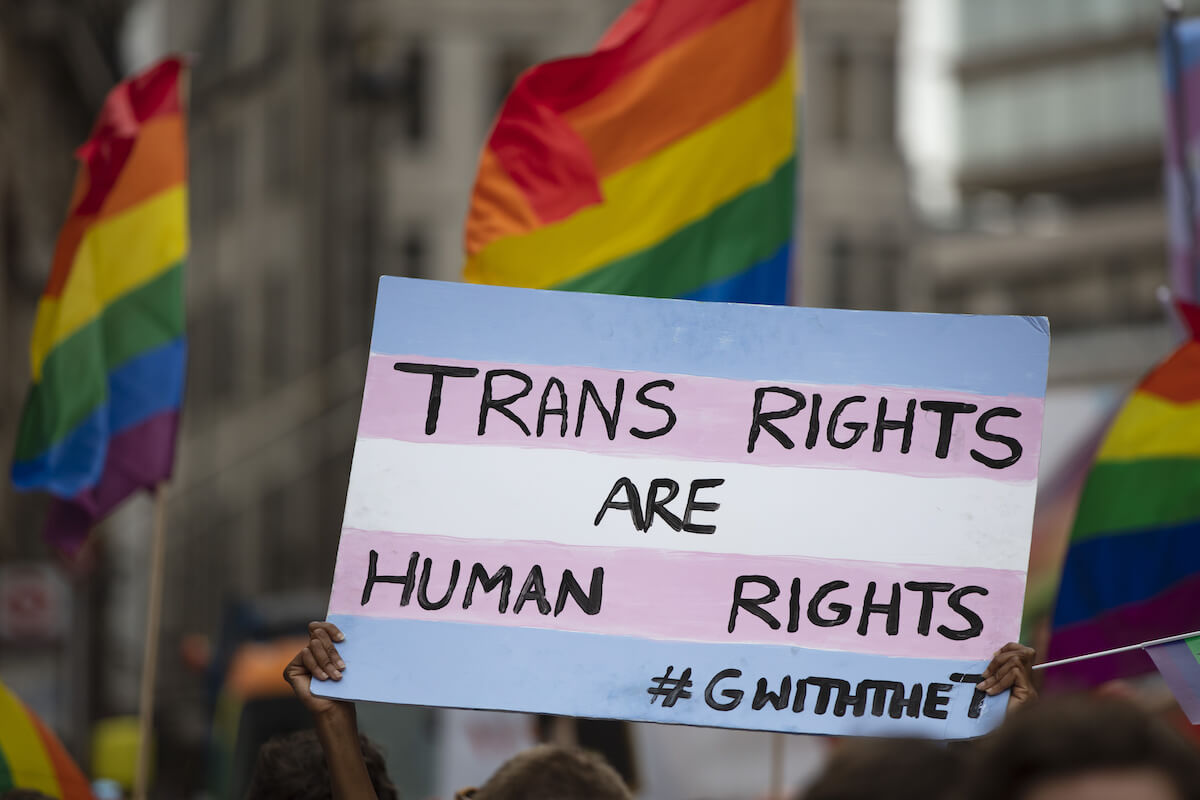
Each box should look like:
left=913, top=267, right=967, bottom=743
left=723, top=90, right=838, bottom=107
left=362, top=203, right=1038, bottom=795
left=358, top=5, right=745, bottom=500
left=964, top=697, right=1200, bottom=800
left=798, top=736, right=965, bottom=800
left=463, top=744, right=632, bottom=800
left=244, top=728, right=397, bottom=800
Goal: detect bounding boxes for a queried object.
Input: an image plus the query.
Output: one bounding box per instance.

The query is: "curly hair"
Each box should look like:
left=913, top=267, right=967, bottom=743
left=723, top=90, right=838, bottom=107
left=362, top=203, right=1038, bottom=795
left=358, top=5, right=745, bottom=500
left=244, top=728, right=398, bottom=800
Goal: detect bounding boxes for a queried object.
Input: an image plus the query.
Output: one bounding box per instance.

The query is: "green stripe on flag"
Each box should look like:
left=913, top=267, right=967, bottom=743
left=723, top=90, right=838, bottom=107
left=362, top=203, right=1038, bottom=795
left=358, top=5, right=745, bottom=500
left=555, top=157, right=794, bottom=298
left=1070, top=458, right=1200, bottom=542
left=0, top=744, right=13, bottom=792
left=13, top=262, right=184, bottom=462
left=1186, top=635, right=1200, bottom=664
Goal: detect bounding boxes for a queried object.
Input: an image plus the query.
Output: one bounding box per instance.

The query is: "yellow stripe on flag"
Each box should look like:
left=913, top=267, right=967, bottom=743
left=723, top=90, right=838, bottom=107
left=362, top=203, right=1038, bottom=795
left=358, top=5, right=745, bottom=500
left=1097, top=392, right=1200, bottom=462
left=30, top=185, right=187, bottom=380
left=464, top=58, right=795, bottom=288
left=0, top=682, right=62, bottom=797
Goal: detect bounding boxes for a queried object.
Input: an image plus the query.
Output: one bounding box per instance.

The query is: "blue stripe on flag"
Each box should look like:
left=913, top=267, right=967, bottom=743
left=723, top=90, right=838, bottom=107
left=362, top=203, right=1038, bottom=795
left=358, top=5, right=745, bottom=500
left=1052, top=517, right=1200, bottom=628
left=682, top=242, right=790, bottom=305
left=12, top=338, right=186, bottom=496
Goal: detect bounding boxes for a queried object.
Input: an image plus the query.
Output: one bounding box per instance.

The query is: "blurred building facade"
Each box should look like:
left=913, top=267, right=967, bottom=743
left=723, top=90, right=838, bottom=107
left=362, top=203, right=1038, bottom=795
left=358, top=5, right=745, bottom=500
left=910, top=0, right=1200, bottom=625
left=919, top=0, right=1180, bottom=386
left=800, top=0, right=914, bottom=310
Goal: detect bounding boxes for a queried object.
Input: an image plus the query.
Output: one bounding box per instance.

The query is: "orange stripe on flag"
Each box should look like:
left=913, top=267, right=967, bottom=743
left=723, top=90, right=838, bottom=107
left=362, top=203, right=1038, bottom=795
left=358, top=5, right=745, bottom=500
left=464, top=149, right=543, bottom=257
left=1141, top=341, right=1200, bottom=404
left=30, top=713, right=94, bottom=800
left=100, top=114, right=187, bottom=218
left=44, top=113, right=186, bottom=299
left=564, top=0, right=792, bottom=178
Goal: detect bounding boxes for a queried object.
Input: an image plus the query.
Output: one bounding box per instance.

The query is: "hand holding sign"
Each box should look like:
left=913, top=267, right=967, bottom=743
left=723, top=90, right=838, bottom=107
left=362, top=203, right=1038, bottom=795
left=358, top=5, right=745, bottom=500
left=315, top=278, right=1049, bottom=739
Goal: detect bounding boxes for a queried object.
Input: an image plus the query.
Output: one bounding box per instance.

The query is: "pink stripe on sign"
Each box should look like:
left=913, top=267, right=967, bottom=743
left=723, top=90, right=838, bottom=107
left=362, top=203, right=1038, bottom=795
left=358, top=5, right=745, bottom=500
left=359, top=355, right=1043, bottom=481
left=329, top=530, right=1025, bottom=660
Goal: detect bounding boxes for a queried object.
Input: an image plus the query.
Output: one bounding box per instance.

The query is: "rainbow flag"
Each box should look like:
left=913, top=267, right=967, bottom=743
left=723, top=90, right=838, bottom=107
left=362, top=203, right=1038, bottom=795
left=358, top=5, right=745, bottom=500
left=0, top=679, right=95, bottom=799
left=1046, top=302, right=1200, bottom=689
left=10, top=57, right=188, bottom=553
left=462, top=0, right=796, bottom=303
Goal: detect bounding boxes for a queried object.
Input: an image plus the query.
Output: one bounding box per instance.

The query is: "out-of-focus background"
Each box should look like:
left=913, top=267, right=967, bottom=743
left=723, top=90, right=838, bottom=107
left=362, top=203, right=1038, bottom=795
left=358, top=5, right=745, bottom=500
left=0, top=0, right=1194, bottom=797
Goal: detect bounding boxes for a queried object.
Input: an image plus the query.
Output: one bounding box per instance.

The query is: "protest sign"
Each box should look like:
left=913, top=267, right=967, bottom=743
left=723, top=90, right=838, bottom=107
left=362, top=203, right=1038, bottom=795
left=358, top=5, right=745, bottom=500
left=316, top=277, right=1050, bottom=739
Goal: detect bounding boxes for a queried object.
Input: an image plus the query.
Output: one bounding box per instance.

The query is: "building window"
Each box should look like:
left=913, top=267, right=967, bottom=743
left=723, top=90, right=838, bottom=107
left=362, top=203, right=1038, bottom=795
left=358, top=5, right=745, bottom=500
left=402, top=44, right=428, bottom=144
left=829, top=40, right=852, bottom=145
left=189, top=127, right=213, bottom=234
left=211, top=291, right=239, bottom=401
left=264, top=99, right=295, bottom=196
left=875, top=233, right=901, bottom=310
left=211, top=126, right=242, bottom=220
left=260, top=484, right=292, bottom=592
left=829, top=234, right=853, bottom=308
left=878, top=38, right=897, bottom=147
left=401, top=228, right=427, bottom=279
left=262, top=272, right=292, bottom=382
left=319, top=450, right=354, bottom=571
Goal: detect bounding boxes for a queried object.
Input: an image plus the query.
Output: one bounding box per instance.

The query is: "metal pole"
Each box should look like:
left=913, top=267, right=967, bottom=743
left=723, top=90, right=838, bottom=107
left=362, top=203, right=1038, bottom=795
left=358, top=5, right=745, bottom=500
left=1032, top=628, right=1200, bottom=671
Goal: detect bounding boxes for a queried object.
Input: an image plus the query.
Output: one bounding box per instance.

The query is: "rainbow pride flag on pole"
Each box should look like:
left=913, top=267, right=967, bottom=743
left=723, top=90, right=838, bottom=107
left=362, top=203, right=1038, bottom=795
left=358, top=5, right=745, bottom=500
left=0, top=679, right=94, bottom=799
left=1045, top=302, right=1200, bottom=689
left=462, top=0, right=796, bottom=303
left=10, top=57, right=188, bottom=553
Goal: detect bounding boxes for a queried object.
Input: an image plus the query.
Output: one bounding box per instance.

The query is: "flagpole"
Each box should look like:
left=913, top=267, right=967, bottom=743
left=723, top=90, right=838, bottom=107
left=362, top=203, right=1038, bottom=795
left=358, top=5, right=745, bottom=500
left=1032, top=629, right=1200, bottom=671
left=134, top=483, right=169, bottom=800
left=1164, top=0, right=1200, bottom=301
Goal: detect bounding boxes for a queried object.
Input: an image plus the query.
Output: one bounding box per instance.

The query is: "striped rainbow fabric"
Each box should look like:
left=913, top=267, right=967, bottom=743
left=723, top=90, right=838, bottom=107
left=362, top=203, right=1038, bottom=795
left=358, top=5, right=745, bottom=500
left=1046, top=302, right=1200, bottom=689
left=10, top=57, right=187, bottom=552
left=1163, top=16, right=1200, bottom=302
left=0, top=680, right=94, bottom=799
left=462, top=0, right=796, bottom=303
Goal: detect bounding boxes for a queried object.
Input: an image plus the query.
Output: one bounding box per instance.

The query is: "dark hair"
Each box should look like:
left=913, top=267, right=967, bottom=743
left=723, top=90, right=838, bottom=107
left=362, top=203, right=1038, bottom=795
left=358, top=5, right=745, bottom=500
left=798, top=737, right=965, bottom=800
left=473, top=744, right=632, bottom=800
left=964, top=698, right=1200, bottom=800
left=1, top=792, right=57, bottom=800
left=244, top=728, right=398, bottom=800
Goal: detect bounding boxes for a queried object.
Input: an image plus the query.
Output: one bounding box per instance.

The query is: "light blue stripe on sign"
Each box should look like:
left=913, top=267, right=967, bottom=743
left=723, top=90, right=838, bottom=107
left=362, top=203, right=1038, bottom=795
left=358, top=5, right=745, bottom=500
left=371, top=277, right=1049, bottom=397
left=315, top=615, right=1007, bottom=740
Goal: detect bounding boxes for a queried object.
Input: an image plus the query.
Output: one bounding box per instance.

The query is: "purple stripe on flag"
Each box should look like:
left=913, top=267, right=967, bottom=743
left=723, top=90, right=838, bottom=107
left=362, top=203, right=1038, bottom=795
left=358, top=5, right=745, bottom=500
left=1147, top=640, right=1200, bottom=723
left=44, top=410, right=179, bottom=554
left=1044, top=573, right=1200, bottom=691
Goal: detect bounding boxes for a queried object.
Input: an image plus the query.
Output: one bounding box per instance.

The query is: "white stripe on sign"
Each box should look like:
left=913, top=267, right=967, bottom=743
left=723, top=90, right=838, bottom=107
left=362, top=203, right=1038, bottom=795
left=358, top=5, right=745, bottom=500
left=344, top=438, right=1036, bottom=571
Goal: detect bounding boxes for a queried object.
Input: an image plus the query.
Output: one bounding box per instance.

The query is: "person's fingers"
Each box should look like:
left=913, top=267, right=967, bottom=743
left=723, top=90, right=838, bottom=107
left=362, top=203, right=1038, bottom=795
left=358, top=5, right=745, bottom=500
left=980, top=651, right=1008, bottom=681
left=309, top=637, right=341, bottom=680
left=284, top=663, right=312, bottom=696
left=308, top=620, right=346, bottom=643
left=979, top=653, right=1025, bottom=691
left=302, top=646, right=330, bottom=681
left=311, top=626, right=345, bottom=672
left=981, top=662, right=1022, bottom=695
left=283, top=656, right=305, bottom=688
